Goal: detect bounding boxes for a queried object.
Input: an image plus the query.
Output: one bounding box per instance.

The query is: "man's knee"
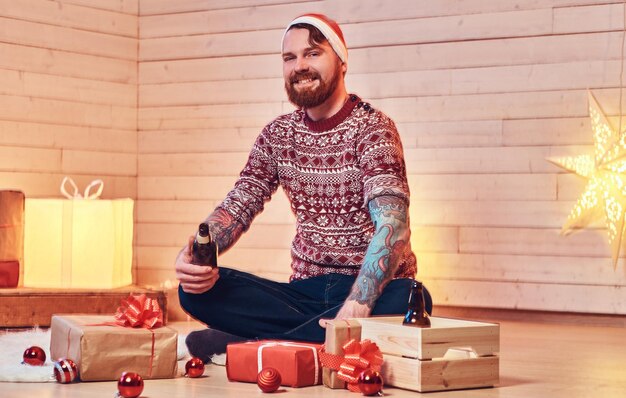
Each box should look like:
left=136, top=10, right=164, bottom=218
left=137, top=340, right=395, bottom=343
left=373, top=278, right=434, bottom=316
left=178, top=284, right=215, bottom=319
left=178, top=284, right=196, bottom=316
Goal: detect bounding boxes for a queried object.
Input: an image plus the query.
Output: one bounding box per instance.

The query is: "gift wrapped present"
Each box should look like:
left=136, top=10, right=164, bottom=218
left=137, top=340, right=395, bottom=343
left=321, top=319, right=362, bottom=389
left=226, top=340, right=322, bottom=387
left=0, top=190, right=25, bottom=288
left=319, top=327, right=383, bottom=393
left=23, top=177, right=133, bottom=289
left=50, top=295, right=177, bottom=381
left=0, top=261, right=19, bottom=288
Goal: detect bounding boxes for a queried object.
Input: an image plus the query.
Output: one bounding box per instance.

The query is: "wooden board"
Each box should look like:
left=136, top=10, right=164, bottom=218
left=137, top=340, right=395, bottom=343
left=0, top=286, right=167, bottom=327
left=358, top=316, right=499, bottom=359
left=138, top=0, right=613, bottom=17
left=0, top=17, right=136, bottom=61
left=0, top=0, right=137, bottom=37
left=0, top=42, right=136, bottom=83
left=0, top=94, right=136, bottom=130
left=62, top=0, right=138, bottom=14
left=382, top=354, right=499, bottom=392
left=140, top=0, right=311, bottom=16
left=358, top=316, right=499, bottom=392
left=422, top=279, right=626, bottom=314
left=0, top=121, right=136, bottom=153
left=0, top=67, right=136, bottom=106
left=0, top=172, right=136, bottom=199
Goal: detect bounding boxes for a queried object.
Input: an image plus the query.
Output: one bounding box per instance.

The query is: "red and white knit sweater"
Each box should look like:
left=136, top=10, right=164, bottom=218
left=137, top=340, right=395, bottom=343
left=217, top=95, right=417, bottom=281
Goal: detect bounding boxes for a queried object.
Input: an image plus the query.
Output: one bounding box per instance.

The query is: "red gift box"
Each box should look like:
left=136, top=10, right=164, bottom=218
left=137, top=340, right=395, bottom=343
left=0, top=190, right=24, bottom=288
left=0, top=261, right=18, bottom=287
left=226, top=340, right=322, bottom=387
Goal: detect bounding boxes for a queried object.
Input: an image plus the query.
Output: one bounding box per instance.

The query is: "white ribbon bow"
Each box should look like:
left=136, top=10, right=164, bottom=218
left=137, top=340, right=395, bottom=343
left=60, top=177, right=104, bottom=199
left=256, top=341, right=320, bottom=384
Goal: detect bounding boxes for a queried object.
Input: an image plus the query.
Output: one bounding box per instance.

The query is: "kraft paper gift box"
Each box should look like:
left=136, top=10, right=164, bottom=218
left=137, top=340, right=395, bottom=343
left=50, top=314, right=178, bottom=381
left=226, top=340, right=322, bottom=387
left=321, top=319, right=362, bottom=389
left=23, top=178, right=133, bottom=289
left=0, top=191, right=24, bottom=288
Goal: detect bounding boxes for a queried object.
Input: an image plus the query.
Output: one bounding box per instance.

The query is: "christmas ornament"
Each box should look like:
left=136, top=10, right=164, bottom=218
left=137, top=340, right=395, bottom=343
left=184, top=357, right=205, bottom=378
left=53, top=358, right=78, bottom=383
left=257, top=367, right=281, bottom=393
left=22, top=346, right=46, bottom=366
left=357, top=369, right=384, bottom=396
left=549, top=92, right=626, bottom=268
left=117, top=372, right=144, bottom=398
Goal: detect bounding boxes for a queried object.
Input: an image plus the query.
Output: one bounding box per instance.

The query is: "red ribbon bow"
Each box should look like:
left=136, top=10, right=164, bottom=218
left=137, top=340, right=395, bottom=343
left=75, top=294, right=164, bottom=379
left=113, top=294, right=163, bottom=329
left=320, top=339, right=383, bottom=392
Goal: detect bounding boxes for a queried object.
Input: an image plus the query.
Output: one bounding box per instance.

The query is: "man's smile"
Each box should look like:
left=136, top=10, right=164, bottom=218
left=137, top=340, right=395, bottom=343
left=293, top=77, right=319, bottom=90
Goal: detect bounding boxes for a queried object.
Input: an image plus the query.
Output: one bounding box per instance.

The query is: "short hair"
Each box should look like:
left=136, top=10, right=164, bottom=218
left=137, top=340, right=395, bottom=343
left=286, top=23, right=329, bottom=49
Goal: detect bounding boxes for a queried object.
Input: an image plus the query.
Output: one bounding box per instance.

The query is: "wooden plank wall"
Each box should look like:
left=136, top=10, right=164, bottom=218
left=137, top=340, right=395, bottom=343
left=0, top=0, right=139, bottom=280
left=0, top=0, right=138, bottom=199
left=133, top=0, right=626, bottom=316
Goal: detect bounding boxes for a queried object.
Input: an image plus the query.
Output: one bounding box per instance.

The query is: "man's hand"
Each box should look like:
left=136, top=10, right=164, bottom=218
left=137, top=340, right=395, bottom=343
left=318, top=300, right=371, bottom=328
left=176, top=236, right=220, bottom=294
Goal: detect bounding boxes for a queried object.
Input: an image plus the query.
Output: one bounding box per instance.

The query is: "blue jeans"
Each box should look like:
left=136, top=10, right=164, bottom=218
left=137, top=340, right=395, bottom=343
left=178, top=267, right=433, bottom=342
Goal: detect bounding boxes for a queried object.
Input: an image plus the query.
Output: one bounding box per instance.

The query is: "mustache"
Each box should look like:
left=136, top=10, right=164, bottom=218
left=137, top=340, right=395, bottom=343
left=289, top=71, right=320, bottom=84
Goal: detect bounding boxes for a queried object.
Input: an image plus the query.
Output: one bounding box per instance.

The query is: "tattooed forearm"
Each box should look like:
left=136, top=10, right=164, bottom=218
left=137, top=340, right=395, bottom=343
left=204, top=208, right=245, bottom=254
left=347, top=196, right=410, bottom=308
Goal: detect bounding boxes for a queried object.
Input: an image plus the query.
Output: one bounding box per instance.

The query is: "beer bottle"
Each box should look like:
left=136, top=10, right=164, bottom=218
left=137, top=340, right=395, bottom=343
left=403, top=279, right=430, bottom=327
left=192, top=223, right=218, bottom=267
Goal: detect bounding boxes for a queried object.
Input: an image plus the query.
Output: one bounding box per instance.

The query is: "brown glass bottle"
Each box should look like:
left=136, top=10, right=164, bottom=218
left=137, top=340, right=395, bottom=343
left=403, top=280, right=430, bottom=327
left=192, top=223, right=218, bottom=267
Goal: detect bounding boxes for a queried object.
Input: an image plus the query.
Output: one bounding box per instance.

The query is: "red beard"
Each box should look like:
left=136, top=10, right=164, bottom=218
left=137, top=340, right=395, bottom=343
left=284, top=63, right=342, bottom=108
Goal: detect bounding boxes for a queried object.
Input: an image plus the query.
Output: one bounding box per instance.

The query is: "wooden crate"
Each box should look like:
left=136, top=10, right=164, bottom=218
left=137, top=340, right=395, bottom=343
left=358, top=316, right=499, bottom=392
left=0, top=286, right=168, bottom=327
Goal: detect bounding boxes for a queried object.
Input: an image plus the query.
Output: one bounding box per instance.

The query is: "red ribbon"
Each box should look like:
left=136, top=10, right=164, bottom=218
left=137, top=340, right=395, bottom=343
left=320, top=339, right=383, bottom=392
left=113, top=293, right=164, bottom=329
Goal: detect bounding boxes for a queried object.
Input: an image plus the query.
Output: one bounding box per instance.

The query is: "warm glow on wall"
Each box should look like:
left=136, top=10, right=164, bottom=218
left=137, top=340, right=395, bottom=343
left=549, top=92, right=626, bottom=268
left=23, top=179, right=134, bottom=289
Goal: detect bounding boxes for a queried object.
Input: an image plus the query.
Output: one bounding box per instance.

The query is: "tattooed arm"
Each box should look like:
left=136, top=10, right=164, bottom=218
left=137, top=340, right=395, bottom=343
left=204, top=208, right=245, bottom=254
left=176, top=126, right=278, bottom=294
left=321, top=195, right=410, bottom=322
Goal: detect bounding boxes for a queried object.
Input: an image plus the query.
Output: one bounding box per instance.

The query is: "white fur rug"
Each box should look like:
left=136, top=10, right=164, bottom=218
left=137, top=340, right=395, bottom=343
left=0, top=328, right=55, bottom=382
left=0, top=329, right=191, bottom=383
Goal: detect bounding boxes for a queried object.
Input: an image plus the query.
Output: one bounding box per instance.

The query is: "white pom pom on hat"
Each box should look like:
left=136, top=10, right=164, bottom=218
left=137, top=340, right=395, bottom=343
left=282, top=13, right=348, bottom=63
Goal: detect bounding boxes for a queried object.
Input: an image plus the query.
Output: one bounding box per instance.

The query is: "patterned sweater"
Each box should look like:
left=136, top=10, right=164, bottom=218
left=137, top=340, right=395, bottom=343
left=216, top=94, right=417, bottom=281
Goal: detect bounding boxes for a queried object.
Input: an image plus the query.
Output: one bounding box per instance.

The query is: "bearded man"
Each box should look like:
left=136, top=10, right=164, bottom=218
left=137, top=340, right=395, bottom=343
left=175, top=13, right=432, bottom=361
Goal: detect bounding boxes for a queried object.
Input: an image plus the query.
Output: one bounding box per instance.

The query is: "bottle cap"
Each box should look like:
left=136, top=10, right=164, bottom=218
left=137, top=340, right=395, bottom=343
left=196, top=223, right=211, bottom=244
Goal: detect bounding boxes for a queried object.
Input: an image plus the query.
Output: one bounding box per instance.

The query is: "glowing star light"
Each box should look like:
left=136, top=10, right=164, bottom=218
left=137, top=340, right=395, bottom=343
left=549, top=92, right=626, bottom=268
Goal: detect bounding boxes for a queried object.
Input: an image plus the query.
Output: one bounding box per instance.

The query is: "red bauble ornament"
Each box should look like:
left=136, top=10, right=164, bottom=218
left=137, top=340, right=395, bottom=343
left=257, top=367, right=281, bottom=393
left=185, top=357, right=205, bottom=378
left=117, top=372, right=144, bottom=398
left=23, top=346, right=46, bottom=366
left=54, top=358, right=78, bottom=384
left=357, top=369, right=384, bottom=396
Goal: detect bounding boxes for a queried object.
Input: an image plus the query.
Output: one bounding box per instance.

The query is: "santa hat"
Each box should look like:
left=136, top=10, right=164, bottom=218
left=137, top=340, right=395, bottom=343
left=283, top=13, right=348, bottom=63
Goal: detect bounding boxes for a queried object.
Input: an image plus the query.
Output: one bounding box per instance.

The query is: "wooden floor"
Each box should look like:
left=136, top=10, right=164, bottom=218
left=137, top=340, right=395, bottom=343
left=1, top=318, right=625, bottom=397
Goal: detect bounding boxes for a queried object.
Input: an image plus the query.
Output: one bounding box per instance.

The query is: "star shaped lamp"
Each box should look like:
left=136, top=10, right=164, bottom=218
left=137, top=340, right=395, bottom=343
left=549, top=92, right=626, bottom=268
